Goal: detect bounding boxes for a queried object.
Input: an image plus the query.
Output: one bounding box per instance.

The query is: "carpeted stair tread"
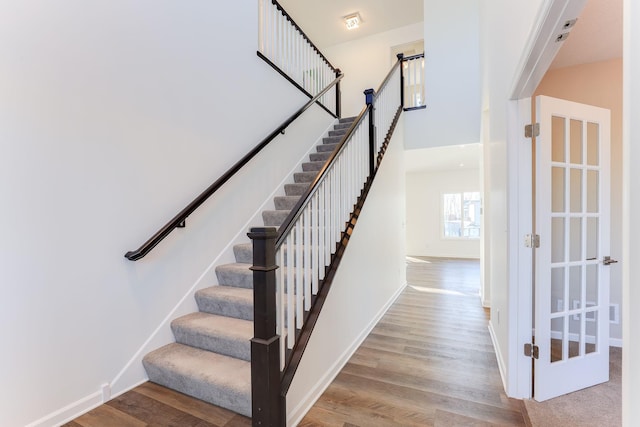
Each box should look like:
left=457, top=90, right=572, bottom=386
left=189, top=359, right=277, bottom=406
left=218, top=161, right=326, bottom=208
left=309, top=151, right=332, bottom=162
left=323, top=136, right=343, bottom=145
left=143, top=343, right=251, bottom=417
left=302, top=161, right=325, bottom=172
left=233, top=243, right=253, bottom=264
left=215, top=263, right=253, bottom=289
left=334, top=122, right=353, bottom=130
left=317, top=143, right=337, bottom=153
left=172, top=312, right=252, bottom=361
left=339, top=116, right=357, bottom=124
left=275, top=195, right=302, bottom=210
left=294, top=171, right=318, bottom=183
left=195, top=286, right=253, bottom=320
left=328, top=129, right=347, bottom=137
left=285, top=183, right=310, bottom=196
left=262, top=209, right=291, bottom=227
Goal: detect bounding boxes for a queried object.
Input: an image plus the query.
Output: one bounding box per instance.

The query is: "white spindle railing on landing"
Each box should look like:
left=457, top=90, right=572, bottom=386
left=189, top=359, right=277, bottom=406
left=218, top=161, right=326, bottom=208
left=258, top=0, right=339, bottom=115
left=402, top=53, right=426, bottom=110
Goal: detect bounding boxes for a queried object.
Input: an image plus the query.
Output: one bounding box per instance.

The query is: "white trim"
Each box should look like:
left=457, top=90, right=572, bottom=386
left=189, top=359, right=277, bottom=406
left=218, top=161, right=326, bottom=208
left=610, top=338, right=623, bottom=348
left=287, top=283, right=406, bottom=427
left=510, top=0, right=588, bottom=99
left=25, top=391, right=103, bottom=427
left=488, top=321, right=508, bottom=392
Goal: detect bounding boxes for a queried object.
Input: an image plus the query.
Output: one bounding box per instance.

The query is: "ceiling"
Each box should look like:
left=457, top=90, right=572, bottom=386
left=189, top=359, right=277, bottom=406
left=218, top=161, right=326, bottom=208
left=277, top=0, right=423, bottom=48
left=550, top=0, right=622, bottom=69
left=278, top=0, right=621, bottom=173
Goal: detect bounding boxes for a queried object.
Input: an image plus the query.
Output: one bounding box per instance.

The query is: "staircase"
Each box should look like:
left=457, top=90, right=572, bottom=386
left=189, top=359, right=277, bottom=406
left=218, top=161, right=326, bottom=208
left=142, top=116, right=356, bottom=418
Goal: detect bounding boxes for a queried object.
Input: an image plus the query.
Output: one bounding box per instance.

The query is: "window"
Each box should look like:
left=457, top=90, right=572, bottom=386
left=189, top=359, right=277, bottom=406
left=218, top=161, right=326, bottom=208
left=443, top=192, right=481, bottom=238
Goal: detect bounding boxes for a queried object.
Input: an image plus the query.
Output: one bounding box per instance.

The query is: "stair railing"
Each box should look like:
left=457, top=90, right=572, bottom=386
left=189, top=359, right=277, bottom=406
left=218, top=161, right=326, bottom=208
left=258, top=0, right=341, bottom=118
left=249, top=54, right=406, bottom=427
left=124, top=73, right=342, bottom=261
left=402, top=53, right=426, bottom=111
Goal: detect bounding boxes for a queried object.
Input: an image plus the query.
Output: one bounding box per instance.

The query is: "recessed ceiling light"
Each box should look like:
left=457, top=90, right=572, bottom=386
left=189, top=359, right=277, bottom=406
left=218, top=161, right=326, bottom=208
left=344, top=13, right=362, bottom=30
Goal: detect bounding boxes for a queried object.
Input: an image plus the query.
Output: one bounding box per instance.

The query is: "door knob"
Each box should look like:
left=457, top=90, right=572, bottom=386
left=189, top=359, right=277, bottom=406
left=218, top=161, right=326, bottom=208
left=603, top=256, right=618, bottom=265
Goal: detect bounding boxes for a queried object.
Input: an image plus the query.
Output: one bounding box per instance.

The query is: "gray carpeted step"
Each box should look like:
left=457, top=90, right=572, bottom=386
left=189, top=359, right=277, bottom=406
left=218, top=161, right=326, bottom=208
left=323, top=136, right=342, bottom=145
left=328, top=129, right=347, bottom=137
left=172, top=312, right=252, bottom=361
left=294, top=171, right=317, bottom=183
left=143, top=343, right=251, bottom=417
left=302, top=161, right=325, bottom=172
left=284, top=183, right=309, bottom=196
left=275, top=195, right=301, bottom=210
left=215, top=263, right=253, bottom=289
left=195, top=286, right=253, bottom=321
left=233, top=243, right=253, bottom=264
left=317, top=143, right=337, bottom=153
left=262, top=209, right=290, bottom=227
left=334, top=122, right=352, bottom=130
left=309, top=151, right=331, bottom=162
left=339, top=116, right=357, bottom=124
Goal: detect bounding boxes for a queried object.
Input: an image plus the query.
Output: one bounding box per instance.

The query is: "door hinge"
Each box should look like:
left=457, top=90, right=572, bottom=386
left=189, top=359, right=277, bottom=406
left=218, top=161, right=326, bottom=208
left=524, top=234, right=540, bottom=248
left=524, top=343, right=539, bottom=359
left=525, top=123, right=540, bottom=138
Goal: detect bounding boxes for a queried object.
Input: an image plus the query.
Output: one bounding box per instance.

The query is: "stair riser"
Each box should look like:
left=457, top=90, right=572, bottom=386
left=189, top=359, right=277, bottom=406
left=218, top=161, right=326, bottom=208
left=284, top=183, right=309, bottom=196
left=302, top=161, right=324, bottom=172
left=309, top=152, right=331, bottom=162
left=317, top=143, right=337, bottom=153
left=274, top=196, right=301, bottom=210
left=172, top=327, right=251, bottom=361
left=196, top=292, right=253, bottom=321
left=328, top=129, right=347, bottom=137
left=294, top=171, right=317, bottom=183
left=323, top=136, right=342, bottom=145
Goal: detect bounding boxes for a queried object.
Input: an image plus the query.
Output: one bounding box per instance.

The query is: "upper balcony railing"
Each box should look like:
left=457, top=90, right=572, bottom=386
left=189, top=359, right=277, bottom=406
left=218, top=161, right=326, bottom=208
left=402, top=53, right=426, bottom=111
left=258, top=0, right=341, bottom=117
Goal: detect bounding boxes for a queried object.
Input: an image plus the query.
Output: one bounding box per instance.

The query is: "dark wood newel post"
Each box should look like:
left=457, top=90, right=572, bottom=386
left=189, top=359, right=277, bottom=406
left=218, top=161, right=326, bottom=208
left=248, top=227, right=281, bottom=427
left=335, top=68, right=342, bottom=119
left=364, top=88, right=376, bottom=176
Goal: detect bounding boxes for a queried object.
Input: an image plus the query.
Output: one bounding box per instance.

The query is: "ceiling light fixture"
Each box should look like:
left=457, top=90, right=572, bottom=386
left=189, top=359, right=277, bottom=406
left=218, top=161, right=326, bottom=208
left=344, top=13, right=361, bottom=30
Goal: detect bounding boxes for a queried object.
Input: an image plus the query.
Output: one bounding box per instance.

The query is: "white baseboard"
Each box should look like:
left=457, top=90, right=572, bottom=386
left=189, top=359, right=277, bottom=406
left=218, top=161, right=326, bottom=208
left=25, top=391, right=103, bottom=427
left=488, top=321, right=508, bottom=393
left=287, top=283, right=406, bottom=426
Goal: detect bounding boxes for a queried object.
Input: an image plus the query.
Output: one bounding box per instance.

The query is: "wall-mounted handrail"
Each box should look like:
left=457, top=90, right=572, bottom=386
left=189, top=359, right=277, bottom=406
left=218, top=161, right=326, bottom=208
left=124, top=73, right=343, bottom=261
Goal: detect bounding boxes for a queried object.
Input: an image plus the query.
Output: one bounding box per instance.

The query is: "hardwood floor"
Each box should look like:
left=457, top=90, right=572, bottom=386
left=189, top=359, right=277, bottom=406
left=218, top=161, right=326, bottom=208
left=64, top=257, right=530, bottom=426
left=299, top=257, right=530, bottom=426
left=63, top=382, right=251, bottom=427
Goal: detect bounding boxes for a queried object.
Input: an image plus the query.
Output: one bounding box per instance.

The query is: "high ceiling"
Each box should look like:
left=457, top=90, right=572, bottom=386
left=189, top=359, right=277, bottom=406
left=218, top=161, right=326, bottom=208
left=277, top=0, right=424, bottom=48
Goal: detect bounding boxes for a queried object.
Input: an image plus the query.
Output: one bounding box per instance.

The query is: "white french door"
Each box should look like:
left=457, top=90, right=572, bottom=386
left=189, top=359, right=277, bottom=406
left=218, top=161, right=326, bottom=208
left=534, top=95, right=612, bottom=401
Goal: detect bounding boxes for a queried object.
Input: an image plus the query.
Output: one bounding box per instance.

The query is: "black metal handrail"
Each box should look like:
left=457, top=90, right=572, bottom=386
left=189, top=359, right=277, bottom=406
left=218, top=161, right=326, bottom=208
left=270, top=0, right=338, bottom=73
left=124, top=73, right=343, bottom=261
left=274, top=57, right=403, bottom=249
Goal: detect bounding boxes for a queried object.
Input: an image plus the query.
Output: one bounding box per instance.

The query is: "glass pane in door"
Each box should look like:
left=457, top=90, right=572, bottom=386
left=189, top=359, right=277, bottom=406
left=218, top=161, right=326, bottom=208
left=552, top=116, right=566, bottom=162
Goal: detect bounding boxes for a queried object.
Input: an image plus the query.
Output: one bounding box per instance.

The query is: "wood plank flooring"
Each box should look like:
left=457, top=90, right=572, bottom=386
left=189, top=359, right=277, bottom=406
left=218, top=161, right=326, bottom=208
left=299, top=257, right=530, bottom=426
left=64, top=257, right=530, bottom=426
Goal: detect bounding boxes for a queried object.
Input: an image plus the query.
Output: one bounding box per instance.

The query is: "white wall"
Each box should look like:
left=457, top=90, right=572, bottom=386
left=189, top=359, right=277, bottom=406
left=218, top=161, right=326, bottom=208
left=406, top=168, right=481, bottom=258
left=287, top=119, right=407, bottom=426
left=0, top=1, right=336, bottom=426
left=479, top=0, right=547, bottom=397
left=622, top=0, right=640, bottom=423
left=403, top=0, right=482, bottom=150
left=324, top=23, right=424, bottom=118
